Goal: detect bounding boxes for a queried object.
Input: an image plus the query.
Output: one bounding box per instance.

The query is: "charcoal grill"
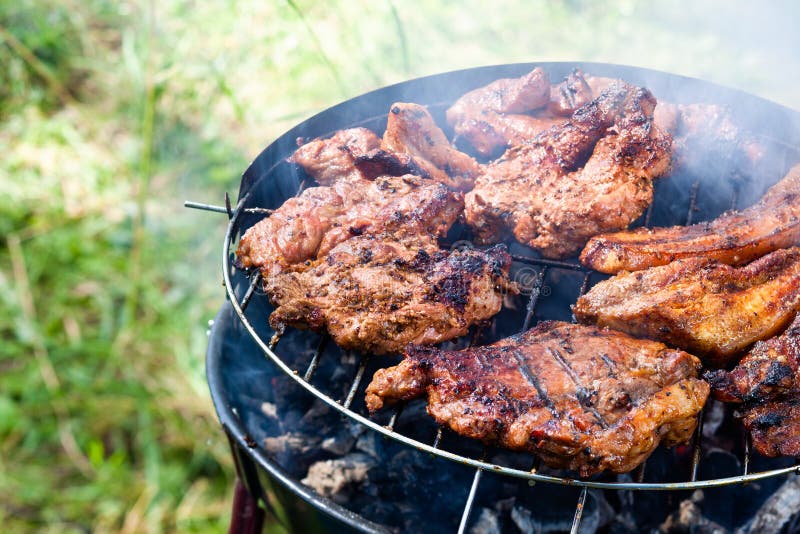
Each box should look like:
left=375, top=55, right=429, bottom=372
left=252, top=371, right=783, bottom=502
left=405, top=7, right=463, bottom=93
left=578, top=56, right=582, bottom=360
left=190, top=62, right=800, bottom=532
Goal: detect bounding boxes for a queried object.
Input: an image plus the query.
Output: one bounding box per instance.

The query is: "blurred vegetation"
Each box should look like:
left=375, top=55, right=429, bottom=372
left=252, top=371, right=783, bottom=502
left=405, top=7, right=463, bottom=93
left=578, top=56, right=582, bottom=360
left=1, top=0, right=798, bottom=532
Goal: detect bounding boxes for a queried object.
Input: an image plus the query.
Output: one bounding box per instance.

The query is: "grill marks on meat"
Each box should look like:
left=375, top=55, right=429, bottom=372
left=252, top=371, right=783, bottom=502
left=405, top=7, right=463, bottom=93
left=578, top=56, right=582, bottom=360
left=580, top=164, right=800, bottom=275
left=235, top=174, right=462, bottom=277
left=575, top=247, right=800, bottom=367
left=266, top=235, right=515, bottom=355
left=366, top=321, right=708, bottom=476
left=382, top=102, right=481, bottom=191
left=464, top=82, right=672, bottom=258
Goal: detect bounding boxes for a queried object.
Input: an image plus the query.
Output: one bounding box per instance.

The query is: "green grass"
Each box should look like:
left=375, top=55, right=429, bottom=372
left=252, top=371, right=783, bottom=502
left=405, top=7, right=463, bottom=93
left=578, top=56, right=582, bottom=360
left=2, top=1, right=799, bottom=532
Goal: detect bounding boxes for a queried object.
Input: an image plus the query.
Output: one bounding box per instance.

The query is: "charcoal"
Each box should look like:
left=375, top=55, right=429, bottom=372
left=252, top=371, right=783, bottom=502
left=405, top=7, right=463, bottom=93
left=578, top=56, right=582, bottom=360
left=301, top=453, right=377, bottom=503
left=736, top=476, right=800, bottom=534
left=469, top=508, right=501, bottom=534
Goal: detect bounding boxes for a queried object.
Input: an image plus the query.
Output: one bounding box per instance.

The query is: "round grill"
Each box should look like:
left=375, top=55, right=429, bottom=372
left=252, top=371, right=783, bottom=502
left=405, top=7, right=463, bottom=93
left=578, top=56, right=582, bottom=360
left=213, top=63, right=800, bottom=524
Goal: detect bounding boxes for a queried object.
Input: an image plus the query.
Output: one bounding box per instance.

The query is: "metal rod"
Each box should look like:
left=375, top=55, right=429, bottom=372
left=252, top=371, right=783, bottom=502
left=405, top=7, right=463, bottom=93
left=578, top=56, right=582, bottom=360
left=685, top=180, right=700, bottom=225
left=521, top=267, right=547, bottom=332
left=239, top=273, right=261, bottom=313
left=643, top=199, right=654, bottom=227
left=511, top=254, right=585, bottom=271
left=634, top=461, right=647, bottom=483
left=386, top=404, right=404, bottom=432
left=432, top=427, right=443, bottom=449
left=458, top=461, right=485, bottom=534
left=743, top=434, right=751, bottom=476
left=690, top=408, right=705, bottom=482
left=570, top=487, right=588, bottom=534
left=342, top=357, right=369, bottom=410
left=303, top=336, right=328, bottom=382
left=184, top=200, right=274, bottom=216
left=184, top=200, right=229, bottom=213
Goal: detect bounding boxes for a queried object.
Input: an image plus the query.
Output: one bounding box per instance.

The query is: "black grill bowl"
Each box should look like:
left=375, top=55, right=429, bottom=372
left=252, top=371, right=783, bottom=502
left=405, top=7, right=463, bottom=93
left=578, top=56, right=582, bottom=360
left=207, top=62, right=800, bottom=532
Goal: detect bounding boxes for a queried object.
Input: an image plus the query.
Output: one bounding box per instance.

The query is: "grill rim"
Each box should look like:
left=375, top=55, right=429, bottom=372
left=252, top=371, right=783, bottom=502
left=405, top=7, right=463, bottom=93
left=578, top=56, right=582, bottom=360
left=209, top=61, right=800, bottom=509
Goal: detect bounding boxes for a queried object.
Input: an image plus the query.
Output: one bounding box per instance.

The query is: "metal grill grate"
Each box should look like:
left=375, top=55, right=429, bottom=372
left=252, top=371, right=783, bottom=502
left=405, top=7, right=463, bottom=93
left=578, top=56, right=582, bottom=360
left=190, top=62, right=800, bottom=532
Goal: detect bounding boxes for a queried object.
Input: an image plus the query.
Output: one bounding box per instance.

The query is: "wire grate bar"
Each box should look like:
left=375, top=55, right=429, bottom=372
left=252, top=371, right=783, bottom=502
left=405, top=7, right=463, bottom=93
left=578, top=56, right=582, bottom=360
left=511, top=254, right=585, bottom=271
left=743, top=435, right=751, bottom=476
left=685, top=180, right=700, bottom=225
left=342, top=356, right=369, bottom=410
left=239, top=274, right=261, bottom=312
left=432, top=427, right=443, bottom=449
left=570, top=487, right=589, bottom=534
left=521, top=267, right=547, bottom=332
left=304, top=335, right=329, bottom=382
left=643, top=199, right=655, bottom=227
left=458, top=456, right=486, bottom=534
left=385, top=404, right=404, bottom=432
left=690, top=407, right=706, bottom=482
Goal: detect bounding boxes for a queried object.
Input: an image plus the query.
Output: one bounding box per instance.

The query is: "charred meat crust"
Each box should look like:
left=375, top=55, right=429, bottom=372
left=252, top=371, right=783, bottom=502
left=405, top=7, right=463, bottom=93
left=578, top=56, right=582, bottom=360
left=580, top=163, right=800, bottom=274
left=574, top=247, right=800, bottom=367
left=365, top=321, right=708, bottom=476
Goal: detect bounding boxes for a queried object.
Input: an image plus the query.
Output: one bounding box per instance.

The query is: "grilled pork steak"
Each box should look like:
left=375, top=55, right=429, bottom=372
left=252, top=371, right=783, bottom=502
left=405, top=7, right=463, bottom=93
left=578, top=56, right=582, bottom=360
left=289, top=127, right=382, bottom=185
left=236, top=174, right=462, bottom=277
left=740, top=398, right=800, bottom=457
left=580, top=163, right=800, bottom=274
left=382, top=102, right=481, bottom=191
left=706, top=315, right=800, bottom=404
left=366, top=321, right=708, bottom=475
left=266, top=235, right=515, bottom=355
left=574, top=247, right=800, bottom=367
left=445, top=68, right=592, bottom=157
left=464, top=82, right=671, bottom=258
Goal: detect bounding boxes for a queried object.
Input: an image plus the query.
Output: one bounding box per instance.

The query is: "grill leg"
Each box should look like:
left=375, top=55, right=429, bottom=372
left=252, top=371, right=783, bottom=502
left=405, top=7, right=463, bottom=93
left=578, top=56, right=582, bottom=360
left=229, top=478, right=265, bottom=534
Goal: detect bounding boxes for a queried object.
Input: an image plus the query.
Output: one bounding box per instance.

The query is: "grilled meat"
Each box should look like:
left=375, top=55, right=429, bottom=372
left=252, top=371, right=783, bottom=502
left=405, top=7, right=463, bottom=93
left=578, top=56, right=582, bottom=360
left=705, top=315, right=800, bottom=458
left=366, top=321, right=708, bottom=476
left=464, top=82, right=672, bottom=258
left=236, top=174, right=462, bottom=277
left=289, top=127, right=382, bottom=185
left=575, top=247, right=800, bottom=367
left=446, top=67, right=551, bottom=126
left=580, top=164, right=800, bottom=273
left=706, top=315, right=800, bottom=403
left=446, top=68, right=593, bottom=158
left=382, top=103, right=481, bottom=190
left=266, top=235, right=515, bottom=355
left=740, top=398, right=800, bottom=457
left=548, top=69, right=594, bottom=116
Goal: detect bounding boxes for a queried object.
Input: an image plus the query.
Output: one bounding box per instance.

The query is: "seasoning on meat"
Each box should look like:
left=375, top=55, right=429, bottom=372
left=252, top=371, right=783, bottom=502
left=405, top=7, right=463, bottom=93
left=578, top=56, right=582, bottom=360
left=574, top=247, right=800, bottom=367
left=266, top=234, right=516, bottom=355
left=365, top=321, right=708, bottom=476
left=705, top=314, right=800, bottom=404
left=235, top=174, right=462, bottom=278
left=580, top=164, right=800, bottom=274
left=464, top=82, right=672, bottom=258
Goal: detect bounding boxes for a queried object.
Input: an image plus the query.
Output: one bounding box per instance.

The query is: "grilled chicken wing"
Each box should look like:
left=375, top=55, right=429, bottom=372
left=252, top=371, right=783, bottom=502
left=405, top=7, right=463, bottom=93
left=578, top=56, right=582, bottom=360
left=236, top=174, right=462, bottom=277
left=382, top=103, right=481, bottom=191
left=705, top=315, right=800, bottom=403
left=289, top=127, right=382, bottom=185
left=366, top=321, right=708, bottom=476
left=580, top=164, right=800, bottom=273
left=574, top=247, right=800, bottom=367
left=266, top=235, right=515, bottom=355
left=464, top=82, right=672, bottom=258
